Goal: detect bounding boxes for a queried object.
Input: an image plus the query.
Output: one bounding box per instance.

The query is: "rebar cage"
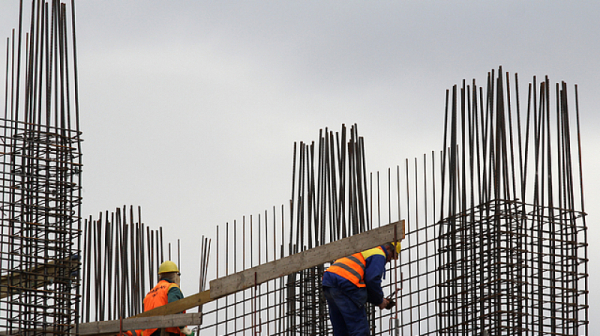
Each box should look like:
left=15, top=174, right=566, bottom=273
left=0, top=120, right=82, bottom=335
left=0, top=1, right=83, bottom=334
left=438, top=200, right=587, bottom=335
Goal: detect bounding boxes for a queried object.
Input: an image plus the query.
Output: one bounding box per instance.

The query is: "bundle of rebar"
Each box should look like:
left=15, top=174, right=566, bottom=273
left=0, top=0, right=82, bottom=335
left=199, top=124, right=403, bottom=335
left=79, top=205, right=211, bottom=324
left=286, top=124, right=371, bottom=335
left=81, top=206, right=166, bottom=323
left=77, top=213, right=212, bottom=326
left=437, top=67, right=588, bottom=335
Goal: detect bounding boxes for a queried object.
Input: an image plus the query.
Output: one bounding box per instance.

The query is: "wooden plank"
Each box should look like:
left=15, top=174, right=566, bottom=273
left=133, top=290, right=213, bottom=318
left=0, top=258, right=79, bottom=299
left=209, top=220, right=404, bottom=299
left=0, top=274, right=54, bottom=299
left=78, top=312, right=202, bottom=336
left=133, top=220, right=403, bottom=318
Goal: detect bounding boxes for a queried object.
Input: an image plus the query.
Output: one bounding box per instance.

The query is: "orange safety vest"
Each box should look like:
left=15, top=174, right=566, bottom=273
left=141, top=280, right=185, bottom=336
left=325, top=252, right=367, bottom=287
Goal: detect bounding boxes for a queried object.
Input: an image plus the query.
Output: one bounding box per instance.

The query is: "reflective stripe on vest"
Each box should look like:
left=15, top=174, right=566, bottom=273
left=361, top=246, right=386, bottom=261
left=325, top=252, right=366, bottom=287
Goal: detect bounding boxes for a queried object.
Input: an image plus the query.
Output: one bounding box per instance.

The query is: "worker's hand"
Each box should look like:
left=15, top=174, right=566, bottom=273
left=180, top=327, right=194, bottom=336
left=378, top=298, right=390, bottom=310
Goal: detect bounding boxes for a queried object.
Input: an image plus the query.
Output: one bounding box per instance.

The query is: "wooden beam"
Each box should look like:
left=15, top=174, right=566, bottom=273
left=0, top=258, right=79, bottom=299
left=209, top=220, right=404, bottom=299
left=133, top=290, right=212, bottom=318
left=133, top=220, right=404, bottom=317
left=78, top=312, right=202, bottom=336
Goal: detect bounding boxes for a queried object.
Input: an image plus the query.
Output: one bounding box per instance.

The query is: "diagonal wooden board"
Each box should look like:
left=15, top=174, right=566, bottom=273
left=209, top=220, right=404, bottom=299
left=134, top=220, right=404, bottom=317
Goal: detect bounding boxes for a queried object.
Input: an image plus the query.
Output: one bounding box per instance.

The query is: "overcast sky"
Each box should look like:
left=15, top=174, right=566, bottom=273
left=1, top=0, right=599, bottom=331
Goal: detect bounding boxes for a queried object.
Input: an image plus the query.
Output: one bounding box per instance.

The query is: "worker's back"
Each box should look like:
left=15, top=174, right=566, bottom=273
left=142, top=280, right=184, bottom=336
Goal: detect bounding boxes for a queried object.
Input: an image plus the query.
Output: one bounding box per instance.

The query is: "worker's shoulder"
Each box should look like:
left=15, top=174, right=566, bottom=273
left=360, top=246, right=385, bottom=260
left=167, top=283, right=181, bottom=291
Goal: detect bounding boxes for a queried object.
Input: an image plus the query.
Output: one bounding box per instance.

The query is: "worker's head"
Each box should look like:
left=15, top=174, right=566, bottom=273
left=158, top=260, right=181, bottom=286
left=383, top=241, right=401, bottom=262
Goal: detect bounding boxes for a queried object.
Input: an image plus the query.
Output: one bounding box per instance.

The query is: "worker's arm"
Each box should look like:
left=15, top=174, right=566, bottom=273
left=363, top=253, right=386, bottom=306
left=167, top=286, right=191, bottom=334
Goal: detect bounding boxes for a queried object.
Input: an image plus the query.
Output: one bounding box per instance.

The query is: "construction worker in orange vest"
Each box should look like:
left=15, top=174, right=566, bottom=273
left=140, top=261, right=194, bottom=336
left=322, top=242, right=400, bottom=336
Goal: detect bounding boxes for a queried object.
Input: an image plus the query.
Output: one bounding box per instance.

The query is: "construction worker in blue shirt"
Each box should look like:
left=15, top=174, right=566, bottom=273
left=322, top=241, right=400, bottom=336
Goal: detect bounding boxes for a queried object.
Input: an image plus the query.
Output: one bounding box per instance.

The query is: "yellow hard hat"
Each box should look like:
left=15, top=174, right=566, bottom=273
left=391, top=242, right=401, bottom=254
left=158, top=260, right=179, bottom=274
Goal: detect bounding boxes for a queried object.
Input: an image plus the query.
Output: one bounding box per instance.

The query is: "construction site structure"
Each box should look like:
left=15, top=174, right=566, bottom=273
left=437, top=72, right=588, bottom=334
left=0, top=1, right=589, bottom=336
left=0, top=0, right=82, bottom=334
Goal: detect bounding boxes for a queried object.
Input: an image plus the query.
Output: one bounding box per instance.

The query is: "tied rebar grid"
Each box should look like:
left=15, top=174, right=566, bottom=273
left=438, top=68, right=588, bottom=335
left=79, top=206, right=211, bottom=324
left=201, top=160, right=441, bottom=336
left=0, top=0, right=83, bottom=335
left=201, top=124, right=420, bottom=335
left=200, top=68, right=587, bottom=336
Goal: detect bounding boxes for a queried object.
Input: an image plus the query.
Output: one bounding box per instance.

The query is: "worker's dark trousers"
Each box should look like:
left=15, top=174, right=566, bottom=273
left=323, top=286, right=369, bottom=336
